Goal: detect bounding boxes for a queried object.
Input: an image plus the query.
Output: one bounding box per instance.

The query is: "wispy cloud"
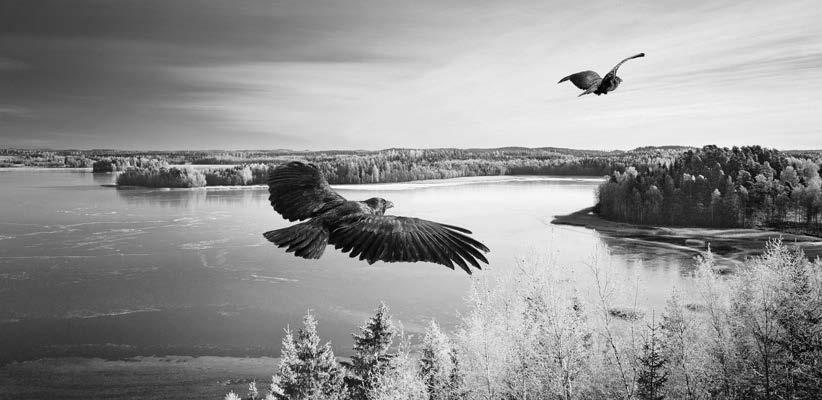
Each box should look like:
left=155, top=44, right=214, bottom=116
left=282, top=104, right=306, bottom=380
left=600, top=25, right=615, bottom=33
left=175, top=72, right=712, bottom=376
left=0, top=0, right=820, bottom=149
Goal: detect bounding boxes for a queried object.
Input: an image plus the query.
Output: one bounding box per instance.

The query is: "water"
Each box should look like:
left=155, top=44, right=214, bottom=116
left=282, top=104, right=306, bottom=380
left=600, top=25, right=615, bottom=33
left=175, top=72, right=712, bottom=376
left=0, top=169, right=705, bottom=365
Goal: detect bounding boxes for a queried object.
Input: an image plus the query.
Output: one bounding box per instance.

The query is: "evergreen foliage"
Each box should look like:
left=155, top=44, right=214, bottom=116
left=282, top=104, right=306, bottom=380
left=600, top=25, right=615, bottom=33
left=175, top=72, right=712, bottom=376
left=366, top=338, right=428, bottom=400
left=420, top=321, right=466, bottom=400
left=635, top=320, right=668, bottom=400
left=597, top=145, right=822, bottom=236
left=346, top=302, right=396, bottom=400
left=269, top=312, right=345, bottom=400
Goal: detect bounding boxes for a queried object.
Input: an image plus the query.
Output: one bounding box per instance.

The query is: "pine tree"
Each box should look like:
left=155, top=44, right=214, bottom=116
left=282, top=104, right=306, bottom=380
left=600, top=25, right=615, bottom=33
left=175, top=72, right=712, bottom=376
left=445, top=347, right=468, bottom=400
left=270, top=311, right=345, bottom=400
left=347, top=302, right=397, bottom=400
left=247, top=380, right=259, bottom=400
left=420, top=321, right=465, bottom=400
left=367, top=337, right=428, bottom=400
left=636, top=319, right=668, bottom=400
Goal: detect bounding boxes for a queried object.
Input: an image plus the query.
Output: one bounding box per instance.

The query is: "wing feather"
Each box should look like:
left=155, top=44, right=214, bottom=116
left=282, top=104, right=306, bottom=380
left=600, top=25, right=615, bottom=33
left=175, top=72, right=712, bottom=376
left=444, top=230, right=489, bottom=264
left=558, top=70, right=601, bottom=90
left=604, top=53, right=645, bottom=80
left=440, top=231, right=484, bottom=269
left=330, top=215, right=489, bottom=273
left=416, top=222, right=460, bottom=270
left=408, top=231, right=421, bottom=261
left=410, top=224, right=453, bottom=269
left=438, top=223, right=473, bottom=234
left=268, top=161, right=346, bottom=221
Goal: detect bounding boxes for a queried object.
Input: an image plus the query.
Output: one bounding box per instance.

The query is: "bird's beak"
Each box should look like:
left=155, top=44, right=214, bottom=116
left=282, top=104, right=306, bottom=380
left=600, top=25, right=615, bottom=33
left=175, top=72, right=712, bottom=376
left=386, top=201, right=394, bottom=209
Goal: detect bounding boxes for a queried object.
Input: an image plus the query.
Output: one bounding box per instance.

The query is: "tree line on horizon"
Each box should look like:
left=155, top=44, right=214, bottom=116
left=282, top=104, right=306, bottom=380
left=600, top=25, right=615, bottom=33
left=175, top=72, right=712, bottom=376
left=106, top=147, right=693, bottom=187
left=4, top=147, right=690, bottom=176
left=222, top=241, right=822, bottom=400
left=597, top=145, right=822, bottom=236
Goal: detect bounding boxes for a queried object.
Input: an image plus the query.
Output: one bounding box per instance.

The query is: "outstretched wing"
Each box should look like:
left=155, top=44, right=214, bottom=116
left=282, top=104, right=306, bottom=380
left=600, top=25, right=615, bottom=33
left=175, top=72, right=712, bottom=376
left=558, top=70, right=601, bottom=90
left=603, top=53, right=645, bottom=81
left=329, top=215, right=490, bottom=274
left=268, top=161, right=346, bottom=221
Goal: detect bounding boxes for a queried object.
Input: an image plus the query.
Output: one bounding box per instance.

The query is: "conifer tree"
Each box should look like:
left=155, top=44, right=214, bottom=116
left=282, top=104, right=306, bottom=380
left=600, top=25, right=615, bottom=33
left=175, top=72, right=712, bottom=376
left=270, top=311, right=345, bottom=400
left=367, top=337, right=428, bottom=400
left=420, top=321, right=466, bottom=400
left=247, top=381, right=259, bottom=400
left=636, top=319, right=668, bottom=400
left=347, top=302, right=397, bottom=400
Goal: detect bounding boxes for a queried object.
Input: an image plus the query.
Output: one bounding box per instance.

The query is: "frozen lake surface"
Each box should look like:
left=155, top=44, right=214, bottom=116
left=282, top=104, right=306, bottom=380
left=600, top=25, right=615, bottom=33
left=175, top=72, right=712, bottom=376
left=0, top=169, right=711, bottom=365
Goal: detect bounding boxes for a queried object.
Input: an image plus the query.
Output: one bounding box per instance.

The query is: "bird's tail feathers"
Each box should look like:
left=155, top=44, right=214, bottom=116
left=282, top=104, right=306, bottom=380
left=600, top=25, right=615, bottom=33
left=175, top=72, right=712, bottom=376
left=264, top=220, right=328, bottom=259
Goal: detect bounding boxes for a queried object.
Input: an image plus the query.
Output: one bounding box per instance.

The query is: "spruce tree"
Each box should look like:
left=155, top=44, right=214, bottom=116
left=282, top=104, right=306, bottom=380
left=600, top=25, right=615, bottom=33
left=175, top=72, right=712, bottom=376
left=636, top=319, right=668, bottom=400
left=347, top=302, right=397, bottom=400
left=247, top=381, right=259, bottom=400
left=270, top=311, right=345, bottom=400
left=420, top=321, right=466, bottom=400
left=445, top=347, right=468, bottom=400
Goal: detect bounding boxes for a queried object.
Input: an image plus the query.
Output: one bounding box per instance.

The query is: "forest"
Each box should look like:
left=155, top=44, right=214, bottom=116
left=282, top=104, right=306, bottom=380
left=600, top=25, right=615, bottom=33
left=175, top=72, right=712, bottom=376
left=3, top=147, right=692, bottom=180
left=0, top=149, right=95, bottom=168
left=596, top=145, right=822, bottom=236
left=222, top=240, right=822, bottom=400
left=106, top=147, right=693, bottom=187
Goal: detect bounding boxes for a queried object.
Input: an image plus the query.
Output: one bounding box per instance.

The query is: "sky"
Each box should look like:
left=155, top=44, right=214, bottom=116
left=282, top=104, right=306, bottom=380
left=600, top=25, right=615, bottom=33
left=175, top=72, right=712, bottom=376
left=1, top=0, right=821, bottom=151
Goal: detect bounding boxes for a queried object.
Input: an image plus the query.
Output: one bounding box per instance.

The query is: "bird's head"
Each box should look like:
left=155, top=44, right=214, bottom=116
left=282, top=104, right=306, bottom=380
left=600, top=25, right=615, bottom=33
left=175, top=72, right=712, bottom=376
left=601, top=76, right=622, bottom=94
left=364, top=197, right=393, bottom=214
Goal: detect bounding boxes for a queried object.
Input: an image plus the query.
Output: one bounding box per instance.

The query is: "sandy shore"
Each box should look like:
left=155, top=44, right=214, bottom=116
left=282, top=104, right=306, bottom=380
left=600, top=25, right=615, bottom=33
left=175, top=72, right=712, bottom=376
left=552, top=207, right=822, bottom=263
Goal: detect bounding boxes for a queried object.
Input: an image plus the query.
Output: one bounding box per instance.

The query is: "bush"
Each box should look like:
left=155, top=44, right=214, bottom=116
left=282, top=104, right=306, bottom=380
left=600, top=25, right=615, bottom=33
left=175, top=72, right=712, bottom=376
left=607, top=306, right=645, bottom=321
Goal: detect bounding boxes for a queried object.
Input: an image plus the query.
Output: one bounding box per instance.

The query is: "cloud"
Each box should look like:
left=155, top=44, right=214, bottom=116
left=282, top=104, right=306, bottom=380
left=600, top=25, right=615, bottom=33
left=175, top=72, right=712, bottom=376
left=0, top=0, right=821, bottom=149
left=0, top=106, right=30, bottom=119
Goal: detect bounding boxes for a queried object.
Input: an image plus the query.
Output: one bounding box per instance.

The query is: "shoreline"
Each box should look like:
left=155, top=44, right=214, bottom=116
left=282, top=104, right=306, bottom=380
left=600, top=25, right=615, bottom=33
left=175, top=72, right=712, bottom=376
left=102, top=174, right=605, bottom=190
left=552, top=207, right=822, bottom=262
left=0, top=356, right=277, bottom=400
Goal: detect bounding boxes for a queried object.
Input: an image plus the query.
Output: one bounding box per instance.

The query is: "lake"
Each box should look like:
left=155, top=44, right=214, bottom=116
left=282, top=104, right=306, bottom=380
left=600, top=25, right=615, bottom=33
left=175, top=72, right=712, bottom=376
left=0, top=168, right=714, bottom=398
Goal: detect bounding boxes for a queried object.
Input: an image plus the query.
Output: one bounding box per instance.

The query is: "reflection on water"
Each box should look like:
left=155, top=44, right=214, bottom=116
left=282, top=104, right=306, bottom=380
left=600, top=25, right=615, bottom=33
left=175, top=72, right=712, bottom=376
left=0, top=169, right=706, bottom=362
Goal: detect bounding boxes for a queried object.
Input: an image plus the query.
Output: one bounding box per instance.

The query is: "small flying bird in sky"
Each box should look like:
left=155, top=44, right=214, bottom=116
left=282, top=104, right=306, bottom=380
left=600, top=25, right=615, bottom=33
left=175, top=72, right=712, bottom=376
left=263, top=161, right=490, bottom=273
left=558, top=53, right=645, bottom=97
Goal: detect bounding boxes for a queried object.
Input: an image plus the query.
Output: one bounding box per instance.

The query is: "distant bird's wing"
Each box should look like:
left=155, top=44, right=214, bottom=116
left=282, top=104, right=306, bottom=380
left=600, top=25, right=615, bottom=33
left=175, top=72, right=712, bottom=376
left=268, top=161, right=346, bottom=221
left=603, top=53, right=645, bottom=81
left=558, top=70, right=601, bottom=90
left=329, top=215, right=490, bottom=274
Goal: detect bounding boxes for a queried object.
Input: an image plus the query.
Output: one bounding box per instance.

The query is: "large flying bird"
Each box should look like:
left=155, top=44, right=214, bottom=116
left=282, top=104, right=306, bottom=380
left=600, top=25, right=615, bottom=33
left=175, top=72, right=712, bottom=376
left=263, top=161, right=490, bottom=274
left=558, top=53, right=645, bottom=97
